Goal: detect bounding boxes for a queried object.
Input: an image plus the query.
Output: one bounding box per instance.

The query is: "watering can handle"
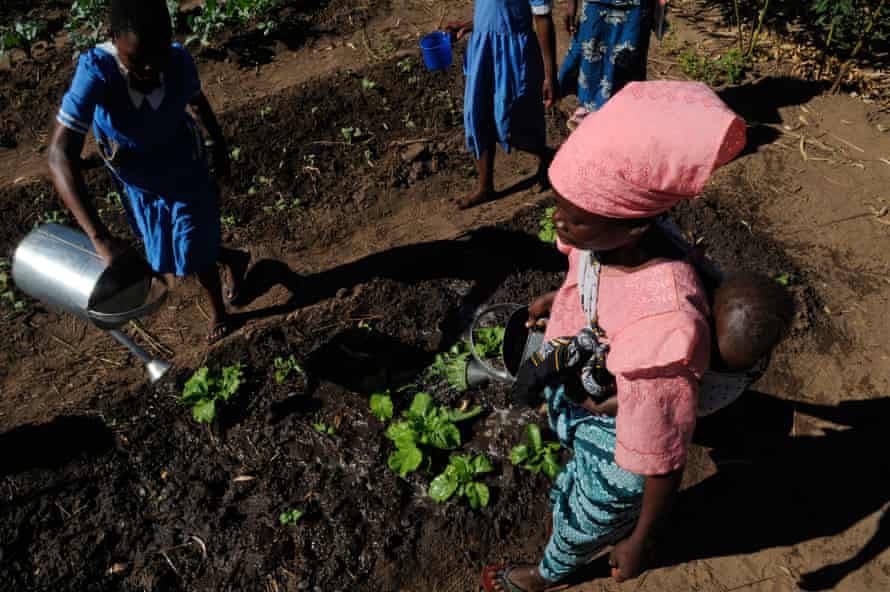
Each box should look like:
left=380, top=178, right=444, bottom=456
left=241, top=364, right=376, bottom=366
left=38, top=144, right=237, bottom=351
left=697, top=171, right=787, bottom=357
left=468, top=303, right=524, bottom=384
left=87, top=275, right=169, bottom=326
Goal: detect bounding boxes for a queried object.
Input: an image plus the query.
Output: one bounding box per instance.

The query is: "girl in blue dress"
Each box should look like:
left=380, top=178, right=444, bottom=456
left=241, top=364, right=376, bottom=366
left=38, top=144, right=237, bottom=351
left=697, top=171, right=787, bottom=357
left=559, top=0, right=654, bottom=130
left=447, top=0, right=558, bottom=209
left=48, top=0, right=247, bottom=345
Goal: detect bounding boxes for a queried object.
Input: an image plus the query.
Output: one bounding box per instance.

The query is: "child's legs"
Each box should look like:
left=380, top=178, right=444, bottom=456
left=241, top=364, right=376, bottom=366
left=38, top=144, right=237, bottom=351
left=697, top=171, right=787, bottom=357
left=540, top=416, right=645, bottom=582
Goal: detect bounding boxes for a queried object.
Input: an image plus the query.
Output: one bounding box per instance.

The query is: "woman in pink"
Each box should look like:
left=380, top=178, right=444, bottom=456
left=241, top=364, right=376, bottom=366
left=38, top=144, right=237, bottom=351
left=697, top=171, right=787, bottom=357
left=481, top=80, right=746, bottom=592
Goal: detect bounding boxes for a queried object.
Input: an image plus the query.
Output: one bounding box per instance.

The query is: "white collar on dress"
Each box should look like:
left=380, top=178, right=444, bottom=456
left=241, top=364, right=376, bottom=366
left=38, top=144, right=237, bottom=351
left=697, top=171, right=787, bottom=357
left=96, top=41, right=166, bottom=110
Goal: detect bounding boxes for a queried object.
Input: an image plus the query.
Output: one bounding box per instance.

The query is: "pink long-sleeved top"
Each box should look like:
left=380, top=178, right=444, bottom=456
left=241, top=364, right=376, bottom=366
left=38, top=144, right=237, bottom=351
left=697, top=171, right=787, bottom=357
left=544, top=243, right=711, bottom=475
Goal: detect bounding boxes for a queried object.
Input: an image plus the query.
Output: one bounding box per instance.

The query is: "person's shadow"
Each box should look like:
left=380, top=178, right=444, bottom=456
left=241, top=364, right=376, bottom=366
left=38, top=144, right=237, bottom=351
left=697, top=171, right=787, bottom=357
left=665, top=392, right=890, bottom=590
left=717, top=76, right=829, bottom=154
left=229, top=226, right=566, bottom=349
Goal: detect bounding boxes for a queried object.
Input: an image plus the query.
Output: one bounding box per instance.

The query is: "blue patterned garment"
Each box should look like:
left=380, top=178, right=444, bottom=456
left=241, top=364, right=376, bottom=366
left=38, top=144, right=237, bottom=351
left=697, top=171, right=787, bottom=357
left=538, top=385, right=645, bottom=582
left=463, top=0, right=552, bottom=158
left=558, top=0, right=651, bottom=112
left=57, top=42, right=220, bottom=277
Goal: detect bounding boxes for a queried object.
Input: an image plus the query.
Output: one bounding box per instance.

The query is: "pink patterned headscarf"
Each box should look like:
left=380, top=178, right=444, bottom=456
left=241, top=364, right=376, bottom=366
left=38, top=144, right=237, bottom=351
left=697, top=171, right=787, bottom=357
left=549, top=80, right=747, bottom=219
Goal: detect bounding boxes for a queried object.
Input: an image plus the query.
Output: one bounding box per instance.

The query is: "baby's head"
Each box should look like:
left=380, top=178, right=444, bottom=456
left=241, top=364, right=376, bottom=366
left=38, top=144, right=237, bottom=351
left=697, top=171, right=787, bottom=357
left=714, top=273, right=794, bottom=371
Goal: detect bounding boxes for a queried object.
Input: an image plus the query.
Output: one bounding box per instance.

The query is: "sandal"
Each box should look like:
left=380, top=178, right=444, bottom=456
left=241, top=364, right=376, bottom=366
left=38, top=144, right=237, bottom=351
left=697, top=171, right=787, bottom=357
left=207, top=321, right=231, bottom=345
left=480, top=565, right=567, bottom=592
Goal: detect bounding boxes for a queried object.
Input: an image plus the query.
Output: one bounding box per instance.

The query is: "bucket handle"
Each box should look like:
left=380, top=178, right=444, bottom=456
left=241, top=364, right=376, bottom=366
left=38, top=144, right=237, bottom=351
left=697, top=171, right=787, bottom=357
left=468, top=303, right=524, bottom=384
left=87, top=275, right=169, bottom=327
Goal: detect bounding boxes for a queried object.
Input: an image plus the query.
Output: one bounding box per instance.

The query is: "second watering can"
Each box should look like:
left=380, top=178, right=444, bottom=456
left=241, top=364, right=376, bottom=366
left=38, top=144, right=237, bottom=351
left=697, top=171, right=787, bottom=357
left=466, top=303, right=547, bottom=388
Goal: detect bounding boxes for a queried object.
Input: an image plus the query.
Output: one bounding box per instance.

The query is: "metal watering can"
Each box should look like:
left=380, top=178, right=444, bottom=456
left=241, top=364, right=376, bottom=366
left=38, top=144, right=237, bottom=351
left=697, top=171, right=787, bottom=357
left=466, top=303, right=546, bottom=387
left=12, top=224, right=172, bottom=383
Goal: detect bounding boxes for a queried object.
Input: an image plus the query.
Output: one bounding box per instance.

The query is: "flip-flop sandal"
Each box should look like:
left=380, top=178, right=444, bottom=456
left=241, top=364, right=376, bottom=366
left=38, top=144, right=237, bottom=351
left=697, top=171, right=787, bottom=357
left=206, top=321, right=231, bottom=345
left=224, top=250, right=251, bottom=305
left=480, top=565, right=568, bottom=592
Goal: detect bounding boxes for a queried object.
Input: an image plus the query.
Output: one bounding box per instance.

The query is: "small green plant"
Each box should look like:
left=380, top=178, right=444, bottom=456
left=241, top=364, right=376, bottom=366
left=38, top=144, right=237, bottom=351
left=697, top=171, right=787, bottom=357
left=263, top=196, right=300, bottom=213
left=385, top=392, right=482, bottom=477
left=229, top=146, right=242, bottom=162
left=774, top=272, right=795, bottom=286
left=313, top=421, right=336, bottom=436
left=538, top=207, right=557, bottom=243
left=360, top=77, right=378, bottom=91
left=714, top=48, right=746, bottom=85
left=0, top=20, right=48, bottom=61
left=403, top=114, right=416, bottom=129
left=259, top=105, right=274, bottom=119
left=186, top=0, right=280, bottom=47
left=221, top=212, right=239, bottom=231
left=425, top=328, right=504, bottom=392
left=397, top=57, right=416, bottom=74
left=179, top=364, right=245, bottom=423
left=680, top=47, right=718, bottom=85
left=274, top=355, right=304, bottom=384
left=429, top=454, right=493, bottom=508
left=510, top=424, right=563, bottom=481
left=39, top=210, right=72, bottom=226
left=370, top=390, right=394, bottom=422
left=279, top=508, right=304, bottom=525
left=0, top=259, right=25, bottom=314
left=67, top=0, right=107, bottom=51
left=340, top=127, right=370, bottom=144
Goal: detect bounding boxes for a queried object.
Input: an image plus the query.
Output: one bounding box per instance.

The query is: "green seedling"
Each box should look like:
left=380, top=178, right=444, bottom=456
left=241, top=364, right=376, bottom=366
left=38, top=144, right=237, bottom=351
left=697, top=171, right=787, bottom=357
left=429, top=454, right=493, bottom=508
left=221, top=213, right=239, bottom=231
left=397, top=57, right=416, bottom=74
left=341, top=127, right=368, bottom=144
left=0, top=259, right=26, bottom=314
left=229, top=146, right=242, bottom=161
left=313, top=422, right=336, bottom=436
left=774, top=273, right=795, bottom=286
left=425, top=327, right=504, bottom=392
left=538, top=207, right=557, bottom=243
left=67, top=0, right=107, bottom=51
left=259, top=105, right=274, bottom=119
left=403, top=114, right=416, bottom=129
left=179, top=363, right=245, bottom=423
left=0, top=20, right=48, bottom=61
left=385, top=392, right=482, bottom=477
left=510, top=424, right=563, bottom=481
left=370, top=391, right=394, bottom=422
left=263, top=197, right=300, bottom=213
left=39, top=210, right=72, bottom=226
left=273, top=355, right=304, bottom=384
left=361, top=78, right=378, bottom=92
left=279, top=508, right=304, bottom=525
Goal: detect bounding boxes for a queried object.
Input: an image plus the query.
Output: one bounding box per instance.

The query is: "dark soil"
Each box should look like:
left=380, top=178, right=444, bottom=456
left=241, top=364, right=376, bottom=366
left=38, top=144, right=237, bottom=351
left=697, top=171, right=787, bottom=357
left=0, top=218, right=565, bottom=592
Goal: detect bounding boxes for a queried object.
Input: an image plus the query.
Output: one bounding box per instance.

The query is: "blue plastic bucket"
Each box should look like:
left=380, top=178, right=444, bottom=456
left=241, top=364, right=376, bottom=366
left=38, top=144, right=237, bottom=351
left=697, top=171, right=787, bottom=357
left=420, top=31, right=452, bottom=71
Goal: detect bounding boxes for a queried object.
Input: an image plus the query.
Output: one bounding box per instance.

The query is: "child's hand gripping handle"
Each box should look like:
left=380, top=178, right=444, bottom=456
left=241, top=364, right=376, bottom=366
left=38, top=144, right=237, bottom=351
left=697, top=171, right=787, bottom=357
left=445, top=20, right=473, bottom=42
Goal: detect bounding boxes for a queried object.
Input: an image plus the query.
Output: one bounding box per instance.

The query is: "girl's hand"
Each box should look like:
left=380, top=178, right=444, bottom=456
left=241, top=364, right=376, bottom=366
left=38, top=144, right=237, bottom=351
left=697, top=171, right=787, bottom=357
left=527, top=291, right=556, bottom=329
left=609, top=536, right=650, bottom=583
left=92, top=234, right=130, bottom=267
left=445, top=20, right=473, bottom=41
left=542, top=76, right=559, bottom=109
left=580, top=394, right=618, bottom=417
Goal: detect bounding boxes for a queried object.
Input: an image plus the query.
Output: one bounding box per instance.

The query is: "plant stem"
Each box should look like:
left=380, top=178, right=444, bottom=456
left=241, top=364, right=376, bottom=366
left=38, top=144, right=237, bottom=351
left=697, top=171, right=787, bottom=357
left=830, top=0, right=886, bottom=94
left=746, top=0, right=771, bottom=59
left=732, top=0, right=743, bottom=54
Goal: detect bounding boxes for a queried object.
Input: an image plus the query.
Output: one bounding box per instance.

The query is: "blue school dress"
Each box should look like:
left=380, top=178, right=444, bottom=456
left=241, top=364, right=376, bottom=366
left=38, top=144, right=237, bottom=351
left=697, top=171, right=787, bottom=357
left=558, top=0, right=651, bottom=113
left=463, top=0, right=551, bottom=158
left=56, top=42, right=220, bottom=277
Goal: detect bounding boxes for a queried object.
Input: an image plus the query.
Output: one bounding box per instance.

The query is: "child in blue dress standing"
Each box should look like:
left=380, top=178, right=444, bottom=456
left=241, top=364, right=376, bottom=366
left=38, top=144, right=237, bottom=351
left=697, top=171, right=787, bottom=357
left=559, top=0, right=655, bottom=130
left=447, top=0, right=558, bottom=209
left=48, top=0, right=247, bottom=345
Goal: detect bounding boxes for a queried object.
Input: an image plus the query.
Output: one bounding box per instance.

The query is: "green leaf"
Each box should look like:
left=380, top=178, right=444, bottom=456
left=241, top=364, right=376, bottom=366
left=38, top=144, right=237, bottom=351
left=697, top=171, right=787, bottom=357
left=475, top=482, right=490, bottom=508
left=385, top=421, right=418, bottom=450
left=181, top=367, right=211, bottom=403
left=388, top=445, right=423, bottom=477
left=429, top=470, right=459, bottom=502
left=526, top=424, right=543, bottom=453
left=428, top=422, right=461, bottom=450
left=442, top=405, right=483, bottom=423
left=192, top=399, right=216, bottom=424
left=279, top=509, right=304, bottom=525
left=541, top=453, right=563, bottom=481
left=509, top=444, right=529, bottom=466
left=408, top=392, right=435, bottom=419
left=370, top=393, right=394, bottom=422
left=449, top=455, right=473, bottom=481
left=218, top=363, right=244, bottom=400
left=472, top=454, right=494, bottom=475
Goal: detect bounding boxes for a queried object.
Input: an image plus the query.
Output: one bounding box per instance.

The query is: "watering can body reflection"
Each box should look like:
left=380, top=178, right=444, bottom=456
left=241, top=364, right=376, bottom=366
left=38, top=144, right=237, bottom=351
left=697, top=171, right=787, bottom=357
left=466, top=303, right=546, bottom=388
left=12, top=224, right=172, bottom=383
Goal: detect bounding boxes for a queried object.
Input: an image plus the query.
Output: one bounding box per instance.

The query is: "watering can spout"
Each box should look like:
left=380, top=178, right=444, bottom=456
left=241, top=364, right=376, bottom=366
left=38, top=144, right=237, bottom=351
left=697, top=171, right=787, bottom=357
left=146, top=359, right=172, bottom=383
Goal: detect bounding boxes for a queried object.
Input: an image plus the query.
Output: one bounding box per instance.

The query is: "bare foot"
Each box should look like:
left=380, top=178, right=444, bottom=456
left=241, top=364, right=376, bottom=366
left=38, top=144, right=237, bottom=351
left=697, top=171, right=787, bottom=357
left=535, top=149, right=555, bottom=193
left=453, top=186, right=495, bottom=209
left=220, top=248, right=250, bottom=305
